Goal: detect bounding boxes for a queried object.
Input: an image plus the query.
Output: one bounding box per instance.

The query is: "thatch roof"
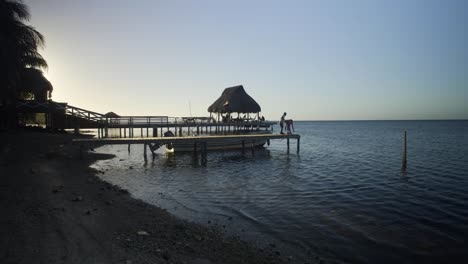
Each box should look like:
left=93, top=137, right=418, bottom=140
left=19, top=68, right=53, bottom=101
left=207, top=85, right=261, bottom=113
left=104, top=112, right=120, bottom=118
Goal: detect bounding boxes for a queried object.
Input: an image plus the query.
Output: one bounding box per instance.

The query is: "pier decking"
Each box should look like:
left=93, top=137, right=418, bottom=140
left=73, top=133, right=301, bottom=157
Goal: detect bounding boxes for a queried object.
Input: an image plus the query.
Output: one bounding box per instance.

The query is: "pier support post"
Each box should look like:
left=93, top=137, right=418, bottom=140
left=144, top=143, right=147, bottom=159
left=79, top=144, right=83, bottom=160
left=267, top=139, right=270, bottom=146
left=128, top=144, right=131, bottom=153
left=242, top=141, right=245, bottom=154
left=287, top=137, right=290, bottom=154
left=201, top=142, right=207, bottom=165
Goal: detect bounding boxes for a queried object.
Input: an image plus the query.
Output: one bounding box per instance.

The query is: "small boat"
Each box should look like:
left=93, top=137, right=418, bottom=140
left=164, top=130, right=271, bottom=152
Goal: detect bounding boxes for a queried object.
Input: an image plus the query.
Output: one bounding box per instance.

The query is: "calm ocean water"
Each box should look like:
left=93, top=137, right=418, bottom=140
left=92, top=120, right=468, bottom=263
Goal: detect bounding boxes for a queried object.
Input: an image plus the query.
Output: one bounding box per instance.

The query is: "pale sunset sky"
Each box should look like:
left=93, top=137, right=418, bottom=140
left=25, top=0, right=467, bottom=120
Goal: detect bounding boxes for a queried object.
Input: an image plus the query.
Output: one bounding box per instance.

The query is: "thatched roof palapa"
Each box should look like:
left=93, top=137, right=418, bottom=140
left=104, top=112, right=120, bottom=118
left=207, top=85, right=261, bottom=114
left=19, top=68, right=53, bottom=102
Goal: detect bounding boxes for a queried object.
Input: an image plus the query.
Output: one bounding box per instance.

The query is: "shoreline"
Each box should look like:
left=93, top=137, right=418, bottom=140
left=0, top=130, right=297, bottom=264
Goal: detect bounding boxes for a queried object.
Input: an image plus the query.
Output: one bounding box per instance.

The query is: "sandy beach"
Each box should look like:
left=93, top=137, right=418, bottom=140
left=0, top=130, right=293, bottom=264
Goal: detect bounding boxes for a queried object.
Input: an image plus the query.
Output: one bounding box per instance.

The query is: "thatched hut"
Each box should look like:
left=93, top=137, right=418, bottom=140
left=18, top=68, right=53, bottom=102
left=104, top=111, right=120, bottom=118
left=208, top=85, right=261, bottom=114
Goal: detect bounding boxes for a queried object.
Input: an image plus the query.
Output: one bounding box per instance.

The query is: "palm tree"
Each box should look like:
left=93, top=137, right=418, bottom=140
left=0, top=0, right=48, bottom=128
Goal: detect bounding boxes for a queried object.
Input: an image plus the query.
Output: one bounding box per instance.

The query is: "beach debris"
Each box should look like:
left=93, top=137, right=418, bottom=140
left=137, top=230, right=149, bottom=236
left=72, top=196, right=83, bottom=202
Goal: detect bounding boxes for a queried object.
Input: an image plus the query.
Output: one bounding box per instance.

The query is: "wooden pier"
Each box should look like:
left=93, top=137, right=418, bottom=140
left=73, top=133, right=301, bottom=159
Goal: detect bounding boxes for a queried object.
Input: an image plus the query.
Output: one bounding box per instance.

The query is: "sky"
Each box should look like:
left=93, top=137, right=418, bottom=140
left=25, top=0, right=467, bottom=120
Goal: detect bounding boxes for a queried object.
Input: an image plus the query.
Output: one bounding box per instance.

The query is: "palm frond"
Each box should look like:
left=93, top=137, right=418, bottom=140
left=0, top=0, right=30, bottom=21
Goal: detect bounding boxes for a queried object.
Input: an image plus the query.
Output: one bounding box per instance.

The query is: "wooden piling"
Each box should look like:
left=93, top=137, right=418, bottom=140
left=287, top=137, right=290, bottom=154
left=402, top=130, right=407, bottom=170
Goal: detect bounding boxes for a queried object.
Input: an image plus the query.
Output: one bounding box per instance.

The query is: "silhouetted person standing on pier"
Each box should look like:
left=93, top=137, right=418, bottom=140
left=280, top=112, right=287, bottom=134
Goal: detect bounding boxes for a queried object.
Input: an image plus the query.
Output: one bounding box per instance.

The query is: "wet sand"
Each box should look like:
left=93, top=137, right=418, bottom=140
left=0, top=130, right=295, bottom=264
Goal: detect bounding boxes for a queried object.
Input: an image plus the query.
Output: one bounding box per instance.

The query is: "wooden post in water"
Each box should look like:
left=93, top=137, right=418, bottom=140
left=128, top=144, right=131, bottom=153
left=287, top=137, right=290, bottom=154
left=402, top=130, right=407, bottom=170
left=297, top=137, right=300, bottom=153
left=143, top=143, right=147, bottom=159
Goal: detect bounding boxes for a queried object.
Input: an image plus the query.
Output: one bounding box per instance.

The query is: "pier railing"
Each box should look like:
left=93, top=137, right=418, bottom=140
left=106, top=116, right=170, bottom=127
left=65, top=105, right=105, bottom=123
